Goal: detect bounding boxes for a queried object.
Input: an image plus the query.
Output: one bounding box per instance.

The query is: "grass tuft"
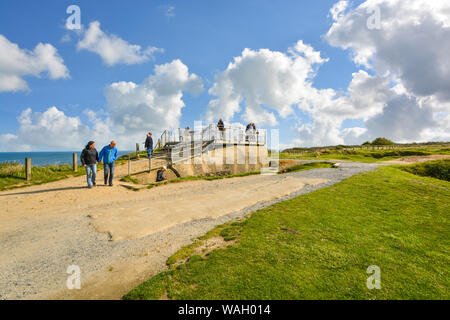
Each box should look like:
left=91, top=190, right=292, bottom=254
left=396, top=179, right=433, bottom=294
left=398, top=159, right=449, bottom=181
left=279, top=161, right=336, bottom=174
left=280, top=146, right=450, bottom=163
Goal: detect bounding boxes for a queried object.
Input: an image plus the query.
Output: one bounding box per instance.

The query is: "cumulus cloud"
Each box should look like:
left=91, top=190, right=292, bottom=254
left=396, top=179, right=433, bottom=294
left=295, top=0, right=450, bottom=146
left=329, top=0, right=349, bottom=21
left=206, top=41, right=327, bottom=126
left=77, top=21, right=163, bottom=66
left=0, top=60, right=203, bottom=151
left=326, top=0, right=450, bottom=102
left=205, top=39, right=400, bottom=146
left=16, top=107, right=90, bottom=149
left=0, top=35, right=69, bottom=92
left=104, top=59, right=203, bottom=145
left=0, top=107, right=89, bottom=151
left=0, top=134, right=27, bottom=152
left=365, top=96, right=437, bottom=143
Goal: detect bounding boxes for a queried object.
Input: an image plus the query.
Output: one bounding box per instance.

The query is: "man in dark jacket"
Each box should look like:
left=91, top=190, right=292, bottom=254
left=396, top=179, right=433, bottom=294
left=145, top=132, right=153, bottom=171
left=80, top=141, right=99, bottom=188
left=217, top=119, right=225, bottom=140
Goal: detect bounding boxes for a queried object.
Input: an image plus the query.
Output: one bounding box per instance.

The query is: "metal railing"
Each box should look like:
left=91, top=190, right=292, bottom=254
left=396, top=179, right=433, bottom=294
left=152, top=124, right=267, bottom=167
left=158, top=124, right=266, bottom=149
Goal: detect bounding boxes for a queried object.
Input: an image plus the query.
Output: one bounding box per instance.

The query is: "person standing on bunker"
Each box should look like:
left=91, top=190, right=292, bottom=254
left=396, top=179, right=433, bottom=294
left=245, top=123, right=252, bottom=142
left=99, top=140, right=119, bottom=187
left=145, top=132, right=153, bottom=171
left=80, top=141, right=99, bottom=189
left=217, top=119, right=225, bottom=140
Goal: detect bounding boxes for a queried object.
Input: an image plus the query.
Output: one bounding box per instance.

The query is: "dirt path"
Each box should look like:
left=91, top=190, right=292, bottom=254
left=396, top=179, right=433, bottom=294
left=0, top=161, right=378, bottom=300
left=383, top=154, right=450, bottom=165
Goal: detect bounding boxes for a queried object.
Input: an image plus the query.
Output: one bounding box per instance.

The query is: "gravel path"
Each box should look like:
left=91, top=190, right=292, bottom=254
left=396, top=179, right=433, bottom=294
left=0, top=161, right=378, bottom=300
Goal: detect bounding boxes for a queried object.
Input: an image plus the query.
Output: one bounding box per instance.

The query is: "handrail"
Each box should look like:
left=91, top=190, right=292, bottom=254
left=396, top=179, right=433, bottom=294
left=158, top=123, right=266, bottom=149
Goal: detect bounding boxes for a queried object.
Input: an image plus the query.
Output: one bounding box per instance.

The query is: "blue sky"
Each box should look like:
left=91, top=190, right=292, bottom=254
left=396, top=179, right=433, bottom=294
left=0, top=0, right=448, bottom=151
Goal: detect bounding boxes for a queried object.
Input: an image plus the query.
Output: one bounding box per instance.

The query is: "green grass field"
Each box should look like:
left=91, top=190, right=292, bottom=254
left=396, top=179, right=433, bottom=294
left=0, top=159, right=131, bottom=191
left=280, top=147, right=450, bottom=163
left=124, top=165, right=449, bottom=300
left=0, top=162, right=88, bottom=191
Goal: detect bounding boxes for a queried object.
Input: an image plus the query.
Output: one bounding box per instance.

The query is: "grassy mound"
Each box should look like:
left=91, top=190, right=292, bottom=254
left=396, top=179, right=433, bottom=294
left=279, top=161, right=336, bottom=173
left=124, top=166, right=449, bottom=300
left=399, top=160, right=450, bottom=181
left=281, top=147, right=450, bottom=163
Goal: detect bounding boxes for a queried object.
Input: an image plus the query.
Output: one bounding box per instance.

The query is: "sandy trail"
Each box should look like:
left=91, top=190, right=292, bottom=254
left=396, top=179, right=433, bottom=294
left=90, top=176, right=327, bottom=241
left=383, top=154, right=450, bottom=165
left=0, top=161, right=377, bottom=300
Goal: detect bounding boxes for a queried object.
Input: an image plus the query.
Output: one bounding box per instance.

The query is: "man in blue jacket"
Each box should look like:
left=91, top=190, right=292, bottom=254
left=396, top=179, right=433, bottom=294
left=99, top=140, right=119, bottom=186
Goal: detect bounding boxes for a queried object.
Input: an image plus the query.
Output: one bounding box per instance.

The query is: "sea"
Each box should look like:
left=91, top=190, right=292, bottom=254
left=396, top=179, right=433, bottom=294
left=0, top=151, right=132, bottom=167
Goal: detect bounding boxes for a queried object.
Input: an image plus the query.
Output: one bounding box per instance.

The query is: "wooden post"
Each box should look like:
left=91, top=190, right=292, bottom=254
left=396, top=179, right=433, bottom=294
left=136, top=143, right=140, bottom=159
left=25, top=157, right=31, bottom=181
left=223, top=143, right=227, bottom=165
left=72, top=153, right=78, bottom=172
left=128, top=155, right=131, bottom=176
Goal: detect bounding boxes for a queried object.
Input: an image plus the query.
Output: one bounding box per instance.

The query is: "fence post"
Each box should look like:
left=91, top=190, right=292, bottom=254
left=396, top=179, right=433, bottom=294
left=73, top=153, right=78, bottom=172
left=136, top=143, right=140, bottom=159
left=25, top=157, right=31, bottom=181
left=128, top=154, right=131, bottom=176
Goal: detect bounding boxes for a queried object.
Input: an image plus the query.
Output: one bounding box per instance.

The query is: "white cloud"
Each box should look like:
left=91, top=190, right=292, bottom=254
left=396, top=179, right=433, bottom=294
left=295, top=0, right=450, bottom=146
left=0, top=107, right=90, bottom=151
left=329, top=0, right=349, bottom=21
left=77, top=21, right=163, bottom=66
left=104, top=59, right=203, bottom=146
left=0, top=35, right=69, bottom=92
left=295, top=119, right=345, bottom=147
left=0, top=59, right=203, bottom=151
left=326, top=0, right=450, bottom=102
left=0, top=134, right=29, bottom=152
left=365, top=96, right=437, bottom=143
left=206, top=41, right=327, bottom=126
left=16, top=107, right=89, bottom=149
left=339, top=127, right=368, bottom=145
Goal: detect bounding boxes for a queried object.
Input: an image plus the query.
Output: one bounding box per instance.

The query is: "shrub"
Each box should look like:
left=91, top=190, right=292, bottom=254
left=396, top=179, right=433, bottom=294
left=0, top=162, right=24, bottom=177
left=370, top=150, right=429, bottom=159
left=371, top=137, right=395, bottom=145
left=400, top=160, right=450, bottom=181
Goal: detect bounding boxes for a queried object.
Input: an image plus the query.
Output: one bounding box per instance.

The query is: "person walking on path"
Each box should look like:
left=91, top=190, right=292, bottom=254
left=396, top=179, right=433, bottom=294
left=99, top=140, right=119, bottom=186
left=145, top=132, right=153, bottom=171
left=80, top=141, right=99, bottom=189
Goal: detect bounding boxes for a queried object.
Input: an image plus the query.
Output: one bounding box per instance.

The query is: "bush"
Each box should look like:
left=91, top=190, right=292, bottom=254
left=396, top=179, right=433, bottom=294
left=400, top=160, right=450, bottom=181
left=371, top=137, right=395, bottom=145
left=0, top=162, right=24, bottom=177
left=369, top=150, right=429, bottom=159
